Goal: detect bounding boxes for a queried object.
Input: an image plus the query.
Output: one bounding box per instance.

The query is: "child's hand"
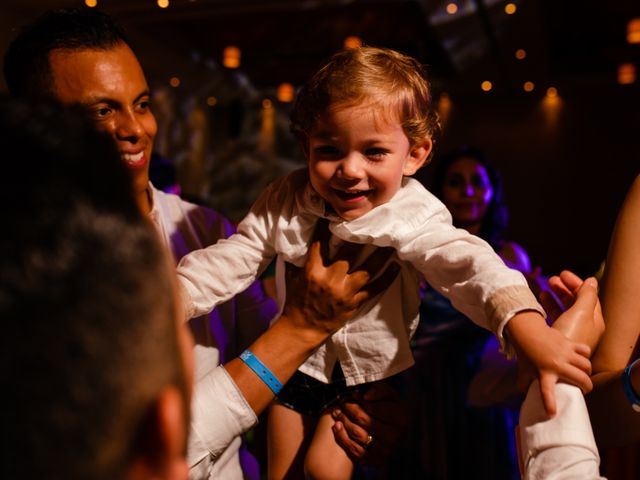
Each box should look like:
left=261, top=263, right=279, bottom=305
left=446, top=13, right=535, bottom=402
left=507, top=311, right=592, bottom=417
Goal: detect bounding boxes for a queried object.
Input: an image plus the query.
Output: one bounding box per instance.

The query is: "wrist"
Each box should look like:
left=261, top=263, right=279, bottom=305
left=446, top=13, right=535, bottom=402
left=239, top=350, right=283, bottom=394
left=622, top=358, right=640, bottom=412
left=632, top=360, right=640, bottom=393
left=504, top=310, right=547, bottom=349
left=278, top=305, right=334, bottom=348
left=263, top=312, right=328, bottom=360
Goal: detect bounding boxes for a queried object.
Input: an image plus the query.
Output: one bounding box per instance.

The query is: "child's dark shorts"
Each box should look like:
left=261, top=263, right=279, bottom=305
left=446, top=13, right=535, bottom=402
left=276, top=363, right=367, bottom=417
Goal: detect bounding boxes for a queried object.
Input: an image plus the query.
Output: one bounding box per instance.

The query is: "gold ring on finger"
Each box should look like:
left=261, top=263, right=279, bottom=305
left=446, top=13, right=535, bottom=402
left=363, top=434, right=374, bottom=449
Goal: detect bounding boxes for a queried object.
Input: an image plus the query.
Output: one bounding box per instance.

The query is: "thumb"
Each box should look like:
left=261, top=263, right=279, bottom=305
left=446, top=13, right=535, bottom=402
left=571, top=277, right=598, bottom=313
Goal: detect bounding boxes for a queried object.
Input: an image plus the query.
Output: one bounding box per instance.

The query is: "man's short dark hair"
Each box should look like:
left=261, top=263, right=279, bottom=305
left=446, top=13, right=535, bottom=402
left=0, top=97, right=185, bottom=480
left=3, top=8, right=131, bottom=98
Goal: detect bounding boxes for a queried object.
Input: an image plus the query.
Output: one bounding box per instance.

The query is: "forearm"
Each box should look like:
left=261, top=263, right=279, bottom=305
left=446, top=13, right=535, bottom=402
left=224, top=310, right=330, bottom=415
left=504, top=310, right=549, bottom=351
left=592, top=175, right=640, bottom=375
left=588, top=361, right=640, bottom=447
left=188, top=313, right=329, bottom=465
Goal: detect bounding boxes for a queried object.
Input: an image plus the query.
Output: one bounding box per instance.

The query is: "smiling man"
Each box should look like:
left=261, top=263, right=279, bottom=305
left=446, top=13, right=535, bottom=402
left=48, top=44, right=156, bottom=211
left=3, top=8, right=279, bottom=477
left=5, top=9, right=156, bottom=214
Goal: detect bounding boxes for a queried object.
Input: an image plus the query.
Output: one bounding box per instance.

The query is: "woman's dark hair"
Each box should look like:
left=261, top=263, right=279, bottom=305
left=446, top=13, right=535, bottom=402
left=431, top=146, right=508, bottom=251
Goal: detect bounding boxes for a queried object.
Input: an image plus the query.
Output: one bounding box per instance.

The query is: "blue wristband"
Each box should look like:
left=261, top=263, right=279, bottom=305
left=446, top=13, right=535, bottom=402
left=622, top=357, right=640, bottom=412
left=239, top=350, right=283, bottom=395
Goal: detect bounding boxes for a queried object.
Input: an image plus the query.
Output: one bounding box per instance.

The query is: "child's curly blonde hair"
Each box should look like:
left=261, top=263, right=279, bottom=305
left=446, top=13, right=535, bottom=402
left=291, top=46, right=440, bottom=157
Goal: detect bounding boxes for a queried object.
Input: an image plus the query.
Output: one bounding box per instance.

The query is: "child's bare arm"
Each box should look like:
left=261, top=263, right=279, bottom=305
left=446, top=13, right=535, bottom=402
left=506, top=310, right=592, bottom=417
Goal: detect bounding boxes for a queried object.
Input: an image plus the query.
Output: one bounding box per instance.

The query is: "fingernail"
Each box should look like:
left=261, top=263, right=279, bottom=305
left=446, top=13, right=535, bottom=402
left=333, top=421, right=342, bottom=431
left=332, top=409, right=342, bottom=419
left=586, top=277, right=597, bottom=288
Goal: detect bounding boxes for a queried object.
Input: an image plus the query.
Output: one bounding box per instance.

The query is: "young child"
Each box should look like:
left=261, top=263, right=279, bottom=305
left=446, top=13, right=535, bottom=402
left=177, top=47, right=591, bottom=478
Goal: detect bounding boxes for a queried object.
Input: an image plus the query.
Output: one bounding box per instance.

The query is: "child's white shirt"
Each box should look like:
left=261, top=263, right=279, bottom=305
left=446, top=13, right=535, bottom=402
left=177, top=168, right=543, bottom=385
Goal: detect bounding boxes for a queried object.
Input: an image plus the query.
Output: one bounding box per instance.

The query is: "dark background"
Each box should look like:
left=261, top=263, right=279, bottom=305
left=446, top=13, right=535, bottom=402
left=2, top=0, right=639, bottom=278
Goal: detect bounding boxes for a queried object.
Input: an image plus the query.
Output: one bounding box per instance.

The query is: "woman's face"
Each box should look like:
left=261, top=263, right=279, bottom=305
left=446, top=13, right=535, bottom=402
left=441, top=156, right=494, bottom=229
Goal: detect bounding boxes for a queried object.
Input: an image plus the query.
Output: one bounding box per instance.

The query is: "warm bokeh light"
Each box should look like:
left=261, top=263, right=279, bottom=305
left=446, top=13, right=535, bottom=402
left=259, top=98, right=276, bottom=154
left=206, top=96, right=217, bottom=107
left=515, top=49, right=526, bottom=60
left=542, top=89, right=562, bottom=126
left=85, top=0, right=97, bottom=7
left=438, top=92, right=451, bottom=109
left=627, top=18, right=640, bottom=44
left=523, top=81, right=535, bottom=92
left=223, top=46, right=241, bottom=69
left=277, top=83, right=295, bottom=103
left=344, top=36, right=363, bottom=50
left=618, top=63, right=636, bottom=84
left=169, top=76, right=180, bottom=87
left=481, top=80, right=492, bottom=92
left=437, top=92, right=452, bottom=128
left=446, top=3, right=458, bottom=15
left=505, top=3, right=517, bottom=15
left=157, top=0, right=169, bottom=8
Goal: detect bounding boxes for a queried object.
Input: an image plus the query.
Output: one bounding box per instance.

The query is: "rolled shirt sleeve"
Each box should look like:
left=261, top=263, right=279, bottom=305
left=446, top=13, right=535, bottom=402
left=187, top=366, right=258, bottom=471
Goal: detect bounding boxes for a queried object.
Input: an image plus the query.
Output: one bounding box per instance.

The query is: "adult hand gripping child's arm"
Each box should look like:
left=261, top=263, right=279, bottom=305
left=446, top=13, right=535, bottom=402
left=546, top=270, right=640, bottom=447
left=506, top=310, right=593, bottom=417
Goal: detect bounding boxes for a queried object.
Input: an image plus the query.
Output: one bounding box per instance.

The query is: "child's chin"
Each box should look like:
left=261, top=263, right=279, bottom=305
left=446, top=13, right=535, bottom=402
left=337, top=208, right=370, bottom=221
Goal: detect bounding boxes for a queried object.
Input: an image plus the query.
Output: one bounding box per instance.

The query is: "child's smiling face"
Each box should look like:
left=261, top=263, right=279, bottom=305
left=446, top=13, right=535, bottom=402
left=307, top=102, right=431, bottom=221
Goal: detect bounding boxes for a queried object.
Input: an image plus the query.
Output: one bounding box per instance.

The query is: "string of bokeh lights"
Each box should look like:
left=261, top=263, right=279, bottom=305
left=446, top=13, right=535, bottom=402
left=82, top=0, right=639, bottom=112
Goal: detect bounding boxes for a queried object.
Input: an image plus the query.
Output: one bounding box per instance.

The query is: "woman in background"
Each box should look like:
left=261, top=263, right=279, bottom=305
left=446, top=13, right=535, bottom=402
left=401, top=146, right=535, bottom=480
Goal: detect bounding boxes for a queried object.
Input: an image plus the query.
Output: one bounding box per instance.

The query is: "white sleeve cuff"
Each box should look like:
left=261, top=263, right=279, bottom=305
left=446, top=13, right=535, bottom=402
left=187, top=366, right=258, bottom=467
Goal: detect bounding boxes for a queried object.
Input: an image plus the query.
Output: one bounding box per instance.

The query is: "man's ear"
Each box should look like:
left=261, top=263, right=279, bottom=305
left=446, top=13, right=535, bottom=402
left=403, top=138, right=433, bottom=176
left=126, top=386, right=189, bottom=480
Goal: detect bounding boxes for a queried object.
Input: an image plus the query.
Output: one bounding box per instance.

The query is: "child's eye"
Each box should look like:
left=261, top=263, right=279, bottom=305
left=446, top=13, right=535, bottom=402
left=313, top=145, right=341, bottom=157
left=365, top=148, right=387, bottom=159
